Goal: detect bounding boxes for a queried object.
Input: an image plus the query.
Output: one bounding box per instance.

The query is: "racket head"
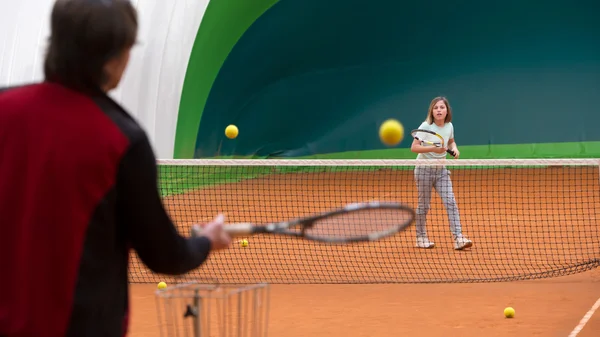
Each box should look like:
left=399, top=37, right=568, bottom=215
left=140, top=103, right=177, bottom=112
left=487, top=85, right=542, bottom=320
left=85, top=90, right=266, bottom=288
left=411, top=128, right=456, bottom=157
left=411, top=129, right=444, bottom=147
left=283, top=201, right=416, bottom=244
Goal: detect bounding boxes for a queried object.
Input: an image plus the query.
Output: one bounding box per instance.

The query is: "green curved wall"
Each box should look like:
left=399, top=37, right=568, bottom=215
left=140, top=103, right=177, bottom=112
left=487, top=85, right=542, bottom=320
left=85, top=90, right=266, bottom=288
left=176, top=0, right=600, bottom=159
left=174, top=0, right=279, bottom=159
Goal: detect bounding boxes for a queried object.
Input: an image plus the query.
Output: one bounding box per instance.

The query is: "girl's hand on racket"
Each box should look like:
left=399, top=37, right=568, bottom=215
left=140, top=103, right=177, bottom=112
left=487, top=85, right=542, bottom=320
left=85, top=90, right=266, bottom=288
left=432, top=147, right=447, bottom=154
left=193, top=214, right=232, bottom=250
left=452, top=149, right=460, bottom=159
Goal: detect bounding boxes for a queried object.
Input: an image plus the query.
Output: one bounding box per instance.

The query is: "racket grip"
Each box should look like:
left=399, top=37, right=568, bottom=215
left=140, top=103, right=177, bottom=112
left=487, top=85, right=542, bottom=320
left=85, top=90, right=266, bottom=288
left=191, top=222, right=254, bottom=238
left=223, top=223, right=254, bottom=236
left=447, top=149, right=456, bottom=157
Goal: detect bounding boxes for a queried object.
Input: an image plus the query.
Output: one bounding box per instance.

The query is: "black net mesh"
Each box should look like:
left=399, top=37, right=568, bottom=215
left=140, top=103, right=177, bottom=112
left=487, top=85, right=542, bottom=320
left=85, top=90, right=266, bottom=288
left=128, top=159, right=600, bottom=284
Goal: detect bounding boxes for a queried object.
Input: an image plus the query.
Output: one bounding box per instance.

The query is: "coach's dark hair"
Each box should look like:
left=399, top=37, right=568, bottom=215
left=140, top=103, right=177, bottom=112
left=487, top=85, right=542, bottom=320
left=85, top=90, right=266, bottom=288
left=44, top=0, right=138, bottom=94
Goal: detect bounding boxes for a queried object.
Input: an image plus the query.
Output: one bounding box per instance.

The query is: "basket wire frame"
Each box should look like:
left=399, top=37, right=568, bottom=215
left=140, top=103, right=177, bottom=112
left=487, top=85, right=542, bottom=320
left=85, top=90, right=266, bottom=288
left=155, top=281, right=270, bottom=337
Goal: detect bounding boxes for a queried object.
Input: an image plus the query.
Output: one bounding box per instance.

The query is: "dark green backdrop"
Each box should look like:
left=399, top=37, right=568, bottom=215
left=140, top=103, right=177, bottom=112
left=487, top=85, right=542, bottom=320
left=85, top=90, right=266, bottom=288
left=192, top=0, right=600, bottom=159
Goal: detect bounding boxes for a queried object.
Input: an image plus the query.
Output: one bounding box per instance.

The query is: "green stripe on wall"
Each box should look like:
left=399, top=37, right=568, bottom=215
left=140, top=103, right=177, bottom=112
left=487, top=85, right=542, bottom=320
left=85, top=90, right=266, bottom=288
left=189, top=141, right=600, bottom=160
left=297, top=141, right=600, bottom=159
left=174, top=0, right=280, bottom=159
left=158, top=141, right=600, bottom=197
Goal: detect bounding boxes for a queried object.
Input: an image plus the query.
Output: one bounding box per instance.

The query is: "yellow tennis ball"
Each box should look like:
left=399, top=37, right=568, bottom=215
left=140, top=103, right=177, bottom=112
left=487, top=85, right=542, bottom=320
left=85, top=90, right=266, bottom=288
left=379, top=119, right=404, bottom=146
left=225, top=124, right=239, bottom=139
left=240, top=239, right=249, bottom=247
left=504, top=307, right=515, bottom=318
left=157, top=281, right=167, bottom=290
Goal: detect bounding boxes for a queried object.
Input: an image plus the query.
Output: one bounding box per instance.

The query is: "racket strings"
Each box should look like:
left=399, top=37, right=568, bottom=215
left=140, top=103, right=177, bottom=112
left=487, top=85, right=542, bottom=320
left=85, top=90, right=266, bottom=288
left=412, top=131, right=443, bottom=147
left=305, top=209, right=414, bottom=240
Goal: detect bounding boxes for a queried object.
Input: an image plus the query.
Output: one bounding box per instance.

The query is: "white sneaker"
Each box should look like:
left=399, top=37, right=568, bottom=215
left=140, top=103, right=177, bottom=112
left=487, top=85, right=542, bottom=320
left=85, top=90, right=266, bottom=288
left=416, top=237, right=435, bottom=249
left=454, top=236, right=473, bottom=250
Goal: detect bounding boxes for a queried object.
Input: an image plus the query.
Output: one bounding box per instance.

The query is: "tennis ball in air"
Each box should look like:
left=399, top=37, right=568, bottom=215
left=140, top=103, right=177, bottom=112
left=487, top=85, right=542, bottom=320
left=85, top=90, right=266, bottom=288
left=379, top=119, right=404, bottom=146
left=240, top=239, right=249, bottom=248
left=225, top=124, right=239, bottom=139
left=504, top=307, right=515, bottom=318
left=157, top=281, right=167, bottom=290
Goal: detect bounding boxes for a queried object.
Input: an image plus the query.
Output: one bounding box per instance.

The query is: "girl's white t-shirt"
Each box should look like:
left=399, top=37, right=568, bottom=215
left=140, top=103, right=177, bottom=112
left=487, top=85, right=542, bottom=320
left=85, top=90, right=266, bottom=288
left=415, top=121, right=454, bottom=160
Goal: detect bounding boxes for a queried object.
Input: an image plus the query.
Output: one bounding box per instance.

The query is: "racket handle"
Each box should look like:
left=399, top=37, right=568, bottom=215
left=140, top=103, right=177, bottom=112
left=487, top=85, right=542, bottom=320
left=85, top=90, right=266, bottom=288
left=447, top=149, right=456, bottom=157
left=222, top=223, right=255, bottom=236
left=190, top=222, right=254, bottom=238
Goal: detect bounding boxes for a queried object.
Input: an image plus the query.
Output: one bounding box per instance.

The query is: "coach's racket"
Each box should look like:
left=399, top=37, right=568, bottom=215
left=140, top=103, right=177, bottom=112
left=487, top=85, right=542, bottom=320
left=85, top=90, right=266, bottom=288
left=411, top=129, right=456, bottom=157
left=192, top=202, right=415, bottom=244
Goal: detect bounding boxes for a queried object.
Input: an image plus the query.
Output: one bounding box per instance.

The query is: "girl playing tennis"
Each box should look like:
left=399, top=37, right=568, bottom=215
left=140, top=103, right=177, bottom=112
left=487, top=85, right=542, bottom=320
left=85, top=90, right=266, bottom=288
left=410, top=96, right=473, bottom=250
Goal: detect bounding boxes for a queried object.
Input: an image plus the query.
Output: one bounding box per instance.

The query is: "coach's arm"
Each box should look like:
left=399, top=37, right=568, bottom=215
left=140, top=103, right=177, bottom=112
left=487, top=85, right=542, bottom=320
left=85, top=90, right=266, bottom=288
left=115, top=132, right=213, bottom=275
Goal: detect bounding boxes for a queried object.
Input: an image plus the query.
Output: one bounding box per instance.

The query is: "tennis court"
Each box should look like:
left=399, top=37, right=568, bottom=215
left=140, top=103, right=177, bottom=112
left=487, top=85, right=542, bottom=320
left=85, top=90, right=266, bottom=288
left=128, top=271, right=600, bottom=336
left=127, top=159, right=600, bottom=336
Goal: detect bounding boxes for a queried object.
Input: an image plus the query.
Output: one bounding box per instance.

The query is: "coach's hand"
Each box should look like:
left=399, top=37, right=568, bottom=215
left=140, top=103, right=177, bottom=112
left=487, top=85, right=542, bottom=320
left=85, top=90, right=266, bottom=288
left=193, top=214, right=232, bottom=250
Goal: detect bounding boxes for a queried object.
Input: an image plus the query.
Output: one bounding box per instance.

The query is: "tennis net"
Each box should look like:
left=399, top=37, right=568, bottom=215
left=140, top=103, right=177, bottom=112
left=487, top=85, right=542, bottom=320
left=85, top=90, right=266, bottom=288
left=129, top=158, right=600, bottom=284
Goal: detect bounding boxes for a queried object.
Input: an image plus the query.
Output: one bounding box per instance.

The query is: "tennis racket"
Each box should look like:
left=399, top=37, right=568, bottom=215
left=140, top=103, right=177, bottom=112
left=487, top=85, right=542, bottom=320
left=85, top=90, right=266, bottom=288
left=411, top=129, right=456, bottom=157
left=191, top=202, right=415, bottom=244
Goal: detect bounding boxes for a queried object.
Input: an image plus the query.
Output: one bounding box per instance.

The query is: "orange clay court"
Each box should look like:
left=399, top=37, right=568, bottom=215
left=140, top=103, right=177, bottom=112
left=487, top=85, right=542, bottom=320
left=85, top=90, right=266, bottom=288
left=126, top=163, right=600, bottom=336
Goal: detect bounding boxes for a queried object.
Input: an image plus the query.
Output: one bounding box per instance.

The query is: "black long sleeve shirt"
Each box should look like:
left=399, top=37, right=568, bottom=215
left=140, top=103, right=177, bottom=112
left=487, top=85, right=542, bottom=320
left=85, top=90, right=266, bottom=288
left=0, top=82, right=212, bottom=337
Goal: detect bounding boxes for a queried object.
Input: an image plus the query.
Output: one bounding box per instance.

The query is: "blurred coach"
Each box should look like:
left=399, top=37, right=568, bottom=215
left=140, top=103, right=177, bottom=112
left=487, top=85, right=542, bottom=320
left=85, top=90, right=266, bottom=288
left=0, top=1, right=232, bottom=336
